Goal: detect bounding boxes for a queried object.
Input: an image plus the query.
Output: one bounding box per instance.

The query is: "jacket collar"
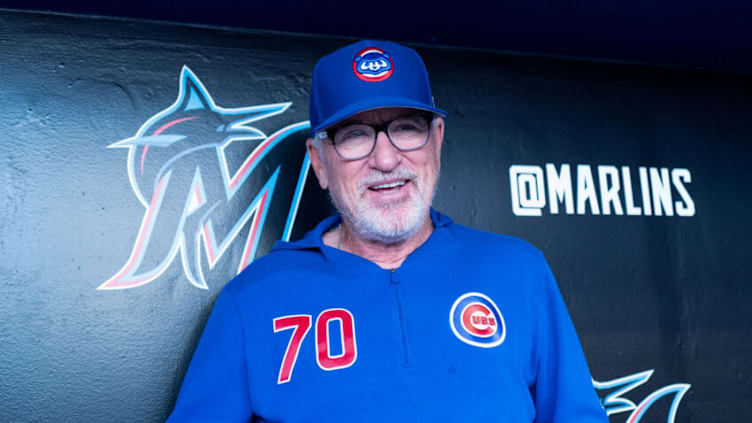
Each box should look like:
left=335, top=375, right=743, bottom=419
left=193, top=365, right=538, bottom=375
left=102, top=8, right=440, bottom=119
left=272, top=208, right=452, bottom=253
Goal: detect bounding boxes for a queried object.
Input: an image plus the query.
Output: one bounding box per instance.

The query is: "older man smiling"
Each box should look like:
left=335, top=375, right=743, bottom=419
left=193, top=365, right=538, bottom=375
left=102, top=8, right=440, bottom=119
left=309, top=107, right=443, bottom=268
left=168, top=39, right=607, bottom=423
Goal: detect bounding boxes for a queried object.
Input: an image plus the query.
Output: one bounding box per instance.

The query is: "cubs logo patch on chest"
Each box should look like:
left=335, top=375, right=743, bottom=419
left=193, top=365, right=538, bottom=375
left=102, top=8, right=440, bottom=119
left=449, top=292, right=506, bottom=348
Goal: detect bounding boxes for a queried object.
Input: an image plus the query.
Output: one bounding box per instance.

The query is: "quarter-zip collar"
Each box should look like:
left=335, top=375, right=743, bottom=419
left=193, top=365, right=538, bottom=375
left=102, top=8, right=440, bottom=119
left=271, top=208, right=453, bottom=263
left=270, top=210, right=454, bottom=368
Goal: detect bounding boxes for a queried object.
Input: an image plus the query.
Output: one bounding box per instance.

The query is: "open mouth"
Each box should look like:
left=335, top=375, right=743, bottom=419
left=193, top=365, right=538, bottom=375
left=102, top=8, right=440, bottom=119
left=368, top=179, right=409, bottom=194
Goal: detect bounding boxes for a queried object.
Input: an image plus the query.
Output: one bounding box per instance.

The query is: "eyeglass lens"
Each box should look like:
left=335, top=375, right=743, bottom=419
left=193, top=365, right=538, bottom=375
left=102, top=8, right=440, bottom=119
left=333, top=115, right=430, bottom=159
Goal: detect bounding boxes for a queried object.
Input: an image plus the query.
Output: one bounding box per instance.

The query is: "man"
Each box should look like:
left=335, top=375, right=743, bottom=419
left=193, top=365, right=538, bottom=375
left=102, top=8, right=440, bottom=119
left=168, top=39, right=607, bottom=422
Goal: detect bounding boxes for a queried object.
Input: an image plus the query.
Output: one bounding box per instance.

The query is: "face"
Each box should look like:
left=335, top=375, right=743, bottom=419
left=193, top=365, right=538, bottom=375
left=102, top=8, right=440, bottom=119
left=307, top=107, right=444, bottom=244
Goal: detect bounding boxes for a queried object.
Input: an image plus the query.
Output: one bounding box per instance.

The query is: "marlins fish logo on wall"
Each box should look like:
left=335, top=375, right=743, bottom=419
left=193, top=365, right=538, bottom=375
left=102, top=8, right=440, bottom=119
left=100, top=66, right=310, bottom=291
left=594, top=369, right=691, bottom=423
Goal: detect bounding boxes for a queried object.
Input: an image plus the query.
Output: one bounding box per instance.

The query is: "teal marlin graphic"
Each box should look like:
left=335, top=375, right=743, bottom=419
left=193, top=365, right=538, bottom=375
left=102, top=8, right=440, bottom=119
left=100, top=66, right=310, bottom=290
left=594, top=369, right=690, bottom=422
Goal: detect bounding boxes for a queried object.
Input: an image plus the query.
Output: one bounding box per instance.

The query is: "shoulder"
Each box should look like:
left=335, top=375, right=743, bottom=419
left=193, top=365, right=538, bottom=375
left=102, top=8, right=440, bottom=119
left=433, top=219, right=555, bottom=302
left=444, top=221, right=545, bottom=263
left=221, top=246, right=325, bottom=300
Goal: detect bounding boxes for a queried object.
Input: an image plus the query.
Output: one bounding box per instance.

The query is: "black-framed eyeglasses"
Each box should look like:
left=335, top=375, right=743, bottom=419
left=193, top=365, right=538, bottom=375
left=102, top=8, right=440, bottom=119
left=315, top=113, right=433, bottom=160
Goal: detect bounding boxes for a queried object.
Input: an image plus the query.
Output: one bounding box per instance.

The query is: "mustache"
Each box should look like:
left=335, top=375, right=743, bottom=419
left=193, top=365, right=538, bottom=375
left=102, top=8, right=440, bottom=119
left=357, top=168, right=417, bottom=191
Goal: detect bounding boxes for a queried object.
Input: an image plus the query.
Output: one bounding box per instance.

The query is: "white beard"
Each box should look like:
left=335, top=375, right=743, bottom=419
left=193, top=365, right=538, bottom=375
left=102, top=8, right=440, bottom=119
left=330, top=167, right=438, bottom=245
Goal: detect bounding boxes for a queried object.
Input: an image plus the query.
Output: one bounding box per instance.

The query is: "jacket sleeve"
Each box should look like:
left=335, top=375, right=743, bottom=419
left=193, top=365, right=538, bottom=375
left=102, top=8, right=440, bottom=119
left=533, top=261, right=607, bottom=422
left=166, top=290, right=253, bottom=422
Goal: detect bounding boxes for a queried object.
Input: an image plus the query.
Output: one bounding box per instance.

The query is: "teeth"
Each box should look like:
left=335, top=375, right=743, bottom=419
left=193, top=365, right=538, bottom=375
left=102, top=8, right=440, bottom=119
left=372, top=181, right=406, bottom=190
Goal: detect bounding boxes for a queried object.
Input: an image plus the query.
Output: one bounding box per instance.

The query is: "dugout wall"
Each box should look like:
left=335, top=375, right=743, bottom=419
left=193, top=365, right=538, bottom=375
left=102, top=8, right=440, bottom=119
left=1, top=9, right=750, bottom=422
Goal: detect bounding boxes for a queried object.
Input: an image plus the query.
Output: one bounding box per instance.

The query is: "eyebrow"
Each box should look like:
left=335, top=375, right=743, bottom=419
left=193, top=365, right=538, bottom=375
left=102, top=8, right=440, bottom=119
left=341, top=113, right=422, bottom=126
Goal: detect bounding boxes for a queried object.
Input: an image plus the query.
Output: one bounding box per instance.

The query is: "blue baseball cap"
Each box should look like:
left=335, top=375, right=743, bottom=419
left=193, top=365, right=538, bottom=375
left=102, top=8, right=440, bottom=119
left=309, top=39, right=447, bottom=135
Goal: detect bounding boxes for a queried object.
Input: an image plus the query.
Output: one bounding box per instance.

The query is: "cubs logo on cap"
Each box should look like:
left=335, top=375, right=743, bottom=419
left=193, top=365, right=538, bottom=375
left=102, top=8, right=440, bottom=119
left=449, top=292, right=506, bottom=348
left=310, top=39, right=447, bottom=135
left=352, top=47, right=394, bottom=82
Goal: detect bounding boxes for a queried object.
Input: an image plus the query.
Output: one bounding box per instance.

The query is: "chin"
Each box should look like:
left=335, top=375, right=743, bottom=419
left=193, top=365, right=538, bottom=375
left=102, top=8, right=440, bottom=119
left=331, top=171, right=439, bottom=245
left=348, top=196, right=430, bottom=245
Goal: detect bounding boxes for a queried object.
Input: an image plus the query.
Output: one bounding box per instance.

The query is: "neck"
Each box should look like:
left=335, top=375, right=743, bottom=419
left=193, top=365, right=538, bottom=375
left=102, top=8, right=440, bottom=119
left=324, top=216, right=434, bottom=269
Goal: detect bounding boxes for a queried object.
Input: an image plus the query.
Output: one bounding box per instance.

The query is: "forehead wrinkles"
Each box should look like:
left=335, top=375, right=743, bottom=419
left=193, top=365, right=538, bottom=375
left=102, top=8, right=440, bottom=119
left=343, top=108, right=418, bottom=125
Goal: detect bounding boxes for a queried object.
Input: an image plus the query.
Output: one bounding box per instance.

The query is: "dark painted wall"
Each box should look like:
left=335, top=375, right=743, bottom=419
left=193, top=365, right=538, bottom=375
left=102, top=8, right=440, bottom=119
left=1, top=9, right=750, bottom=423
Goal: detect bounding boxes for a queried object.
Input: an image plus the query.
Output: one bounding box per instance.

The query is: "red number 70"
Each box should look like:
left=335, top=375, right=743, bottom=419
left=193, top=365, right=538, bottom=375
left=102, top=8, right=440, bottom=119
left=273, top=308, right=357, bottom=384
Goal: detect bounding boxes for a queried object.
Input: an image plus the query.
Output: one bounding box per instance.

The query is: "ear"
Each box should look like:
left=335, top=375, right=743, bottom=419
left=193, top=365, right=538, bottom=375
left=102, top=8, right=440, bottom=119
left=306, top=137, right=328, bottom=190
left=431, top=117, right=445, bottom=167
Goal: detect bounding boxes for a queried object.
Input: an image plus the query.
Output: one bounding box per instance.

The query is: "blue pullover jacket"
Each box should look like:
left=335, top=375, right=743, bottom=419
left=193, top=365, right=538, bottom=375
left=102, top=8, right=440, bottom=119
left=168, top=210, right=607, bottom=422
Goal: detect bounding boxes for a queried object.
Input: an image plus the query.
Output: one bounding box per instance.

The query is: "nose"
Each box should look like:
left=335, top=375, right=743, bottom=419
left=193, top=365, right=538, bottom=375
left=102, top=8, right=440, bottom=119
left=368, top=130, right=401, bottom=171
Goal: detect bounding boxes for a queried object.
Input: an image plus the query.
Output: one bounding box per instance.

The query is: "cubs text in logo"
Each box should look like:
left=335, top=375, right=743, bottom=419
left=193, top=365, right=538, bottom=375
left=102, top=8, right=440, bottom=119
left=353, top=48, right=394, bottom=82
left=449, top=292, right=506, bottom=348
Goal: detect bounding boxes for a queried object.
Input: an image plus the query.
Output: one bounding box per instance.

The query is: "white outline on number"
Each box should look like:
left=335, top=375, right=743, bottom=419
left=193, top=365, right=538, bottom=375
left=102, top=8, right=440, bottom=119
left=273, top=314, right=312, bottom=384
left=315, top=308, right=358, bottom=371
